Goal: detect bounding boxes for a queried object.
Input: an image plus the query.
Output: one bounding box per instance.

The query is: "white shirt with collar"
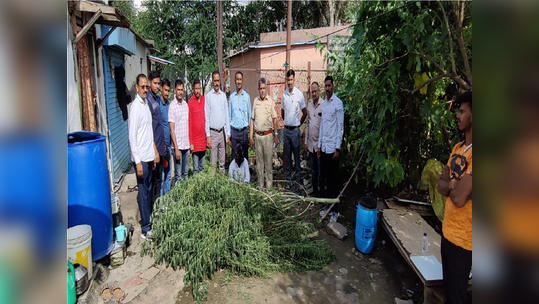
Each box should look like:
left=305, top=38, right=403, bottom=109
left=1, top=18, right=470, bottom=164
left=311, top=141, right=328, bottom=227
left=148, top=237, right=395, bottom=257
left=318, top=94, right=344, bottom=154
left=205, top=89, right=231, bottom=138
left=228, top=158, right=250, bottom=183
left=128, top=94, right=155, bottom=163
left=282, top=86, right=306, bottom=127
left=305, top=98, right=323, bottom=153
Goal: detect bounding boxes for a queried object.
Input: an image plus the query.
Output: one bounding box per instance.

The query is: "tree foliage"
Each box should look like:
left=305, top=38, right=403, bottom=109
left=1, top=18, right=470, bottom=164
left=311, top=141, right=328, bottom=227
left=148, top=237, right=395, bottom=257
left=328, top=0, right=472, bottom=188
left=133, top=1, right=221, bottom=95
left=110, top=0, right=135, bottom=23
left=130, top=0, right=359, bottom=96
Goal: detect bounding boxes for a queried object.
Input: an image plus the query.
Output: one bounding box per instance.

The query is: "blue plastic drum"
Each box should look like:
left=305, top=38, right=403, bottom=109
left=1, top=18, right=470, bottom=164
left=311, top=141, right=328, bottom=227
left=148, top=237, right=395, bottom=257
left=68, top=132, right=113, bottom=261
left=355, top=196, right=378, bottom=254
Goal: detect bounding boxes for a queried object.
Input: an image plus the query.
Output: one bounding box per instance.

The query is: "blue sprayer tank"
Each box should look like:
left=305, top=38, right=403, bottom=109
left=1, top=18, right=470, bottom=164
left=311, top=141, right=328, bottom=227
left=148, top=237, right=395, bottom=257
left=68, top=132, right=113, bottom=261
left=355, top=196, right=378, bottom=254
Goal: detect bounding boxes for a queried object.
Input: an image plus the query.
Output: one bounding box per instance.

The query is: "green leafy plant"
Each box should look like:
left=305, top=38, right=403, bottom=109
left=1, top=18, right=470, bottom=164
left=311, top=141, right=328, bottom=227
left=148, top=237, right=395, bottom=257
left=142, top=167, right=335, bottom=301
left=322, top=1, right=472, bottom=188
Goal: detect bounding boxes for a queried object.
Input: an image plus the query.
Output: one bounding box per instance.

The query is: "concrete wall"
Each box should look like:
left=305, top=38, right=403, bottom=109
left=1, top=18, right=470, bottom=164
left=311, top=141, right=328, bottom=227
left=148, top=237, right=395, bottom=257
left=229, top=48, right=261, bottom=103
left=125, top=40, right=149, bottom=99
left=229, top=43, right=329, bottom=104
left=67, top=10, right=82, bottom=133
left=259, top=25, right=351, bottom=45
left=259, top=44, right=327, bottom=97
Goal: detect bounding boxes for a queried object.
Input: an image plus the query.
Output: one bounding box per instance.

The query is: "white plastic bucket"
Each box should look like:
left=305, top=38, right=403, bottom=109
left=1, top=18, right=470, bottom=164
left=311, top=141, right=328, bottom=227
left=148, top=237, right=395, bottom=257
left=67, top=225, right=93, bottom=278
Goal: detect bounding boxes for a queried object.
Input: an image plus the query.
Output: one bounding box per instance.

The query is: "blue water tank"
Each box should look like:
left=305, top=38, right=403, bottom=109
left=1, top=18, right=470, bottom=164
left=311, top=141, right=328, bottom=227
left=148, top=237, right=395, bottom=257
left=68, top=132, right=113, bottom=261
left=355, top=196, right=378, bottom=254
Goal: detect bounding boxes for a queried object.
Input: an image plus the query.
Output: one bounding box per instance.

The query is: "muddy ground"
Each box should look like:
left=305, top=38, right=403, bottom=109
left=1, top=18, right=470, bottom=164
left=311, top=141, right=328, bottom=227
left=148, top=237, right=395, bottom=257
left=79, top=154, right=425, bottom=304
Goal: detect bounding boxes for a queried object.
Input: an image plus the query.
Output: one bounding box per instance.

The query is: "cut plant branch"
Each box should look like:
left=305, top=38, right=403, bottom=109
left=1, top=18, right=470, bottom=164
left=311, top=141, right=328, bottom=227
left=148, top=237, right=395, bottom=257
left=142, top=168, right=335, bottom=301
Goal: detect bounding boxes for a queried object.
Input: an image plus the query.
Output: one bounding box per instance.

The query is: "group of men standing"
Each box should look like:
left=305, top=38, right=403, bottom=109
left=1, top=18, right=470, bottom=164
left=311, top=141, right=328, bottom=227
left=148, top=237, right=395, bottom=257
left=128, top=71, right=211, bottom=239
left=128, top=68, right=344, bottom=238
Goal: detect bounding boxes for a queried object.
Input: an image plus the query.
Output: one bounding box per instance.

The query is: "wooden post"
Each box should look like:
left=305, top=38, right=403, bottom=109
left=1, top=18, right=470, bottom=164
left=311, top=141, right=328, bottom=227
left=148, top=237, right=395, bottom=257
left=77, top=36, right=97, bottom=132
left=285, top=0, right=292, bottom=73
left=217, top=0, right=223, bottom=90
left=307, top=61, right=311, bottom=102
left=75, top=12, right=97, bottom=132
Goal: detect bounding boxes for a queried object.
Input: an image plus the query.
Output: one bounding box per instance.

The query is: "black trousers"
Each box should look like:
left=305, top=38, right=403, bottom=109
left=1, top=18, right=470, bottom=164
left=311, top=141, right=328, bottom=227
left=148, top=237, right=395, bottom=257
left=231, top=127, right=249, bottom=160
left=441, top=235, right=472, bottom=304
left=320, top=151, right=339, bottom=213
left=151, top=155, right=164, bottom=210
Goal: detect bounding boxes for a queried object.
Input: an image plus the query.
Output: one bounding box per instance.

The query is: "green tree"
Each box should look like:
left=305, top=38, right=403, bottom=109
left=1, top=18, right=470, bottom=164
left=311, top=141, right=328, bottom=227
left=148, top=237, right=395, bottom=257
left=111, top=0, right=135, bottom=23
left=328, top=1, right=472, bottom=188
left=134, top=1, right=220, bottom=95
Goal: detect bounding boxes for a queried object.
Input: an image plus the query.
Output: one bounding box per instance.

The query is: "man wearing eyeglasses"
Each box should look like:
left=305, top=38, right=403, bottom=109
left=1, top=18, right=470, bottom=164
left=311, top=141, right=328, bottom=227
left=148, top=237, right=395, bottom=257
left=128, top=74, right=159, bottom=239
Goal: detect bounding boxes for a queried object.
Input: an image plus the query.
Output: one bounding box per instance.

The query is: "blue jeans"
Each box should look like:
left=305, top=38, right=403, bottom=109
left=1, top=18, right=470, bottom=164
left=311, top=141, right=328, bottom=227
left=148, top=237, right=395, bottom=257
left=284, top=128, right=301, bottom=189
left=173, top=148, right=190, bottom=184
left=309, top=151, right=322, bottom=197
left=134, top=161, right=153, bottom=234
left=192, top=150, right=206, bottom=175
left=161, top=146, right=172, bottom=195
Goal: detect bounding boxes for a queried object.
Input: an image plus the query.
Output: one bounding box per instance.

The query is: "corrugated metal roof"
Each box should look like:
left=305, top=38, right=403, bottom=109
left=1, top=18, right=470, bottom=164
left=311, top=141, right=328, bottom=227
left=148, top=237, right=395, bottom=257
left=147, top=55, right=175, bottom=65
left=225, top=40, right=321, bottom=59
left=249, top=40, right=318, bottom=49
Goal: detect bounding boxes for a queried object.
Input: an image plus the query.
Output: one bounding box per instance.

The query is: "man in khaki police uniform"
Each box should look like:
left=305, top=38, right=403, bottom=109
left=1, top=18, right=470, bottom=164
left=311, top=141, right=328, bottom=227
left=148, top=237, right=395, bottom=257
left=249, top=77, right=279, bottom=189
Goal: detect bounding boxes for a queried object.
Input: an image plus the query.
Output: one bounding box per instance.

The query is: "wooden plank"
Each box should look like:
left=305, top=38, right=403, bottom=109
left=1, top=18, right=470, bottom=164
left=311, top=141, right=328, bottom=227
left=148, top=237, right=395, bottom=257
left=385, top=198, right=435, bottom=217
left=424, top=286, right=444, bottom=304
left=380, top=209, right=443, bottom=286
left=95, top=26, right=117, bottom=50
left=73, top=10, right=102, bottom=44
left=73, top=0, right=117, bottom=15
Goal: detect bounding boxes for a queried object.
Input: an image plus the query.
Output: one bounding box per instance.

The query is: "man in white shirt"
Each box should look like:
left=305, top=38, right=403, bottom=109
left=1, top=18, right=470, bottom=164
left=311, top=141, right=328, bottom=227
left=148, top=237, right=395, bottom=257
left=317, top=76, right=344, bottom=223
left=305, top=82, right=323, bottom=197
left=128, top=74, right=158, bottom=239
left=281, top=69, right=307, bottom=194
left=229, top=144, right=250, bottom=183
left=205, top=70, right=231, bottom=172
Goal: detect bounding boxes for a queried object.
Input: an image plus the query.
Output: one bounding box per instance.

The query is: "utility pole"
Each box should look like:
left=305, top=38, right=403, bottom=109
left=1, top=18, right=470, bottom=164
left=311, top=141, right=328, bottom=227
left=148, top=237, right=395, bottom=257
left=217, top=0, right=223, bottom=90
left=285, top=0, right=292, bottom=74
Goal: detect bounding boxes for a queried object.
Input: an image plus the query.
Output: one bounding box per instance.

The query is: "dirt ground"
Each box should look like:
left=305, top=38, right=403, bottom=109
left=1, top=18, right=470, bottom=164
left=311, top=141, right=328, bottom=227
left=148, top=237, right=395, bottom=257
left=79, top=156, right=424, bottom=304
